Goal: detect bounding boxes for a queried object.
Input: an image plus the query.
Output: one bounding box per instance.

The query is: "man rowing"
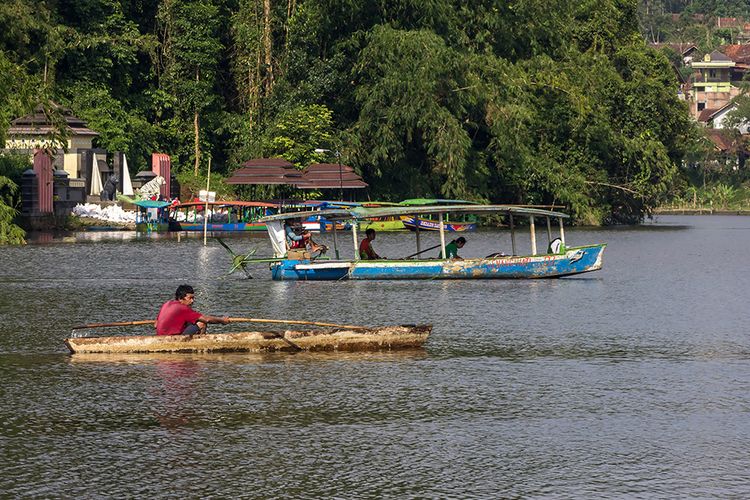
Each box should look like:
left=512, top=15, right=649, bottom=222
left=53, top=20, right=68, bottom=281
left=439, top=237, right=466, bottom=260
left=155, top=284, right=229, bottom=335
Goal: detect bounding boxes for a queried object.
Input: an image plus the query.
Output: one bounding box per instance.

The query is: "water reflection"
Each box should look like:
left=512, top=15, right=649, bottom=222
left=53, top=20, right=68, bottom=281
left=151, top=358, right=200, bottom=431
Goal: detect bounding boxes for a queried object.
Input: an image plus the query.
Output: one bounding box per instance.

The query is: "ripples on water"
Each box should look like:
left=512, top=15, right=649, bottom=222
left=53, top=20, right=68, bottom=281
left=1, top=216, right=750, bottom=497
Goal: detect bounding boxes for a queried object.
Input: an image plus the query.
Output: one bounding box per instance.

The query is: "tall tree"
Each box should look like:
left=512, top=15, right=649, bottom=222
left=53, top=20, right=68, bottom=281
left=157, top=0, right=223, bottom=175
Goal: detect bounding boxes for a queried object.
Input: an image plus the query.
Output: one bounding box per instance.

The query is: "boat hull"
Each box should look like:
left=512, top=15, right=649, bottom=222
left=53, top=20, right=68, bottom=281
left=400, top=216, right=476, bottom=232
left=135, top=222, right=169, bottom=233
left=270, top=244, right=606, bottom=280
left=65, top=325, right=431, bottom=354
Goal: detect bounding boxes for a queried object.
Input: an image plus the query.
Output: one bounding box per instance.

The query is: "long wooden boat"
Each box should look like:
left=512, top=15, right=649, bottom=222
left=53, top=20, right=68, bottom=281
left=65, top=324, right=431, bottom=354
left=258, top=204, right=606, bottom=280
left=169, top=201, right=278, bottom=232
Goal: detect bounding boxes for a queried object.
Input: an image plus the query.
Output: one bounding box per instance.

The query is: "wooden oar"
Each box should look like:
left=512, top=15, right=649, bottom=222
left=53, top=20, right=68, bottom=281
left=73, top=317, right=368, bottom=331
left=404, top=243, right=442, bottom=259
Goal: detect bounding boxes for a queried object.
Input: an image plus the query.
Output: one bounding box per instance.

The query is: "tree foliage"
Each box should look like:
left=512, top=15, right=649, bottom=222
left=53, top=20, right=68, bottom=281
left=0, top=0, right=699, bottom=227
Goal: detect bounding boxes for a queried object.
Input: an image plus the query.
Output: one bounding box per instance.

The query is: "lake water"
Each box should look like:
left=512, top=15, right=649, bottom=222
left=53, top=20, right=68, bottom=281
left=1, top=215, right=748, bottom=497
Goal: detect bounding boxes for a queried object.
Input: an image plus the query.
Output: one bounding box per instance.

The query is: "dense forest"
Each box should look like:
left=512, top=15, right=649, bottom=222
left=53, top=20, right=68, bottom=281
left=0, top=0, right=700, bottom=242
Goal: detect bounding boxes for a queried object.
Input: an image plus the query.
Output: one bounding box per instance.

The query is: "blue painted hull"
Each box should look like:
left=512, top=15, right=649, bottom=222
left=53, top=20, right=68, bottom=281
left=270, top=244, right=606, bottom=280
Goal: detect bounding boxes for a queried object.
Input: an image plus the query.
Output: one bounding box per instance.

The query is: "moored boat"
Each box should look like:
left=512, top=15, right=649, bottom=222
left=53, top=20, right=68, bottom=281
left=169, top=200, right=278, bottom=232
left=398, top=199, right=479, bottom=232
left=65, top=324, right=431, bottom=354
left=400, top=215, right=476, bottom=232
left=133, top=199, right=172, bottom=232
left=258, top=204, right=607, bottom=280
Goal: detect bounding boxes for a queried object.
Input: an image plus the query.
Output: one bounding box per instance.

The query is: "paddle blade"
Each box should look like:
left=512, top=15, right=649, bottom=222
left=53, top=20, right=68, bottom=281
left=215, top=237, right=237, bottom=256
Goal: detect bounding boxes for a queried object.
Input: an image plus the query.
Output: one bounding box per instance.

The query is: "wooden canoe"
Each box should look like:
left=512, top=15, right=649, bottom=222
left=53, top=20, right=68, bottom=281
left=64, top=324, right=431, bottom=354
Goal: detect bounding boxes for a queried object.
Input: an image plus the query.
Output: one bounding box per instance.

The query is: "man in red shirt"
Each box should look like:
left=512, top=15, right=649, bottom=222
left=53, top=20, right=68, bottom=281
left=155, top=284, right=229, bottom=335
left=359, top=228, right=382, bottom=260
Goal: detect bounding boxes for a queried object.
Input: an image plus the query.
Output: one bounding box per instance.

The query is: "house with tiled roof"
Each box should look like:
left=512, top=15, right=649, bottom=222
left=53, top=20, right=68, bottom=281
left=4, top=104, right=99, bottom=178
left=650, top=42, right=699, bottom=64
left=696, top=102, right=749, bottom=133
left=690, top=50, right=744, bottom=120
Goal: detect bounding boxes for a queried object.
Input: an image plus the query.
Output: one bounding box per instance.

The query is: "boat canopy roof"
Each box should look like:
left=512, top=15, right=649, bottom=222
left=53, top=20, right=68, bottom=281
left=174, top=200, right=278, bottom=209
left=259, top=204, right=569, bottom=223
left=132, top=200, right=171, bottom=209
left=399, top=198, right=479, bottom=206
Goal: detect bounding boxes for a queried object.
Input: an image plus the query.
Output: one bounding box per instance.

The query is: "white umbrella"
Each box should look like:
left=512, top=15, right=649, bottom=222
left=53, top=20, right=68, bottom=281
left=121, top=154, right=134, bottom=196
left=89, top=154, right=103, bottom=196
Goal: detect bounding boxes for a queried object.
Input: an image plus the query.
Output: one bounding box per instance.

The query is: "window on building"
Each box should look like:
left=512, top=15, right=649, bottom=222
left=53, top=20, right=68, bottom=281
left=709, top=69, right=716, bottom=78
left=697, top=102, right=706, bottom=111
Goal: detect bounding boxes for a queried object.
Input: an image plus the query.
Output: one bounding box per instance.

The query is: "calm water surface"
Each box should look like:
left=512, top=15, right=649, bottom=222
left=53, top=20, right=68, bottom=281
left=1, top=215, right=749, bottom=497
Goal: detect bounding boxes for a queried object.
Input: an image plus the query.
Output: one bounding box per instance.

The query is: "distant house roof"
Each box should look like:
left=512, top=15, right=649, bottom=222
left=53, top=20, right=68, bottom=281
left=698, top=108, right=719, bottom=122
left=698, top=102, right=736, bottom=123
left=7, top=103, right=98, bottom=137
left=720, top=44, right=750, bottom=64
left=716, top=17, right=750, bottom=30
left=705, top=129, right=735, bottom=151
left=298, top=163, right=368, bottom=189
left=650, top=42, right=698, bottom=56
left=224, top=158, right=307, bottom=185
left=706, top=50, right=733, bottom=62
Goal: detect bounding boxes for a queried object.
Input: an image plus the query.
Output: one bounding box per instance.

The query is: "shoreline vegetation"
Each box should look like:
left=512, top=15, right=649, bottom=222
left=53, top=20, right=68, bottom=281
left=3, top=1, right=750, bottom=244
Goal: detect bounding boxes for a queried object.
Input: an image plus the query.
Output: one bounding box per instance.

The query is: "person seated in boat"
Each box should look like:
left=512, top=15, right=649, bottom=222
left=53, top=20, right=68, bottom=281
left=155, top=284, right=229, bottom=335
left=439, top=237, right=466, bottom=260
left=285, top=220, right=327, bottom=254
left=359, top=228, right=383, bottom=260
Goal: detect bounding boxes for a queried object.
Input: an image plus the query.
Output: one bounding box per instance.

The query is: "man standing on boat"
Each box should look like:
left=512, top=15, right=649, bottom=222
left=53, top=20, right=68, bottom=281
left=155, top=284, right=229, bottom=335
left=440, top=237, right=466, bottom=260
left=359, top=228, right=382, bottom=260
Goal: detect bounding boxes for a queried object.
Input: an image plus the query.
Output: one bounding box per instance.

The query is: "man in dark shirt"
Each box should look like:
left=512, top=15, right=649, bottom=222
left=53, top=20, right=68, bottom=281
left=359, top=229, right=382, bottom=259
left=155, top=284, right=229, bottom=335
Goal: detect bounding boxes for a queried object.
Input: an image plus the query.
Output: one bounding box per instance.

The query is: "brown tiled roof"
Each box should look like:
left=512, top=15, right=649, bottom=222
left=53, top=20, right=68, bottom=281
left=7, top=104, right=98, bottom=137
left=706, top=50, right=733, bottom=62
left=697, top=108, right=718, bottom=122
left=298, top=163, right=368, bottom=189
left=720, top=44, right=750, bottom=63
left=705, top=129, right=734, bottom=151
left=716, top=17, right=750, bottom=29
left=225, top=158, right=308, bottom=185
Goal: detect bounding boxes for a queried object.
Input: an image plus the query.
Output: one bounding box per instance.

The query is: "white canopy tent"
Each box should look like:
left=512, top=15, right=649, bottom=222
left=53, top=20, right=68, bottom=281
left=121, top=155, right=134, bottom=196
left=89, top=154, right=103, bottom=196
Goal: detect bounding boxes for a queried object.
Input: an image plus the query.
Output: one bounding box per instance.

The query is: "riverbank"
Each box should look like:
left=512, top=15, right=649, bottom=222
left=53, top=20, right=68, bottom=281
left=654, top=207, right=750, bottom=215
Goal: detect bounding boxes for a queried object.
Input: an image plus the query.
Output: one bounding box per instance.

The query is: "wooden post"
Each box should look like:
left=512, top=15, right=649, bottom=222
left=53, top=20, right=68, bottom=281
left=439, top=212, right=447, bottom=259
left=559, top=218, right=565, bottom=246
left=203, top=158, right=211, bottom=247
left=509, top=212, right=516, bottom=256
left=352, top=220, right=359, bottom=260
left=415, top=224, right=421, bottom=255
left=546, top=216, right=552, bottom=248
left=530, top=215, right=537, bottom=255
left=332, top=220, right=340, bottom=259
